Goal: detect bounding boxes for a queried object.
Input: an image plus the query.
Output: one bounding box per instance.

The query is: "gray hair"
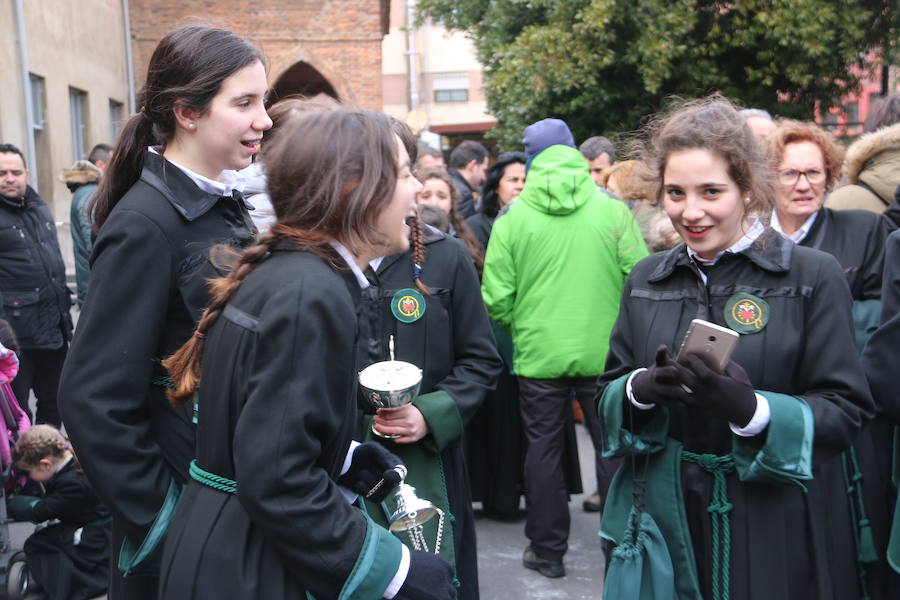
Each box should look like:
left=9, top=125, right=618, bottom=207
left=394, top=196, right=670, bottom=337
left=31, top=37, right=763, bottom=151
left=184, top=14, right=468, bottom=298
left=738, top=108, right=773, bottom=122
left=579, top=136, right=616, bottom=162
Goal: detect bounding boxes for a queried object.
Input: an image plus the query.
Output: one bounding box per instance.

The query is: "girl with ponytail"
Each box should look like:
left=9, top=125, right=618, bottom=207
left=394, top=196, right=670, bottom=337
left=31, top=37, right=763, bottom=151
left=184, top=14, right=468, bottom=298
left=353, top=120, right=502, bottom=599
left=57, top=25, right=270, bottom=600
left=158, top=109, right=455, bottom=600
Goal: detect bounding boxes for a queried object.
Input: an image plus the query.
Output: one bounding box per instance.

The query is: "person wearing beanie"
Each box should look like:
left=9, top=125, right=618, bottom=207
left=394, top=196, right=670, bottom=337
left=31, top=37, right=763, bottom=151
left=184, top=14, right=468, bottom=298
left=481, top=118, right=648, bottom=578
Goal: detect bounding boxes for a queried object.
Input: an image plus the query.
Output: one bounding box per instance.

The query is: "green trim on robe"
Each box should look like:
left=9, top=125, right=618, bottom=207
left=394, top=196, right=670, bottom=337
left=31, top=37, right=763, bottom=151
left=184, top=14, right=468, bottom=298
left=411, top=390, right=463, bottom=453
left=888, top=427, right=900, bottom=573
left=851, top=299, right=882, bottom=352
left=337, top=511, right=405, bottom=600
left=731, top=391, right=814, bottom=488
left=598, top=372, right=816, bottom=599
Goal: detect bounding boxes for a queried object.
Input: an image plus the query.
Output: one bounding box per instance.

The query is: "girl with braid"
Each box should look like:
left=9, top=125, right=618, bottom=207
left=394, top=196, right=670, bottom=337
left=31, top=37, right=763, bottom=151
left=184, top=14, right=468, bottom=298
left=57, top=25, right=269, bottom=600
left=158, top=109, right=455, bottom=600
left=9, top=425, right=110, bottom=600
left=358, top=121, right=502, bottom=599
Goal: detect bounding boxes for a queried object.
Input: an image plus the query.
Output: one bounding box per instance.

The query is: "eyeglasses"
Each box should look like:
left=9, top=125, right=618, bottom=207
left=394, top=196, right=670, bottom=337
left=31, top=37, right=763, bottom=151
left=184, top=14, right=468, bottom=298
left=777, top=168, right=826, bottom=187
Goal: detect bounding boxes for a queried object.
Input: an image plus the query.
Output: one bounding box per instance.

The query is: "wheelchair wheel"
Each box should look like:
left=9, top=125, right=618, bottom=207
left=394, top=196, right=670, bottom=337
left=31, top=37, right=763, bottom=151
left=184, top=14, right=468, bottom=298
left=5, top=557, right=29, bottom=600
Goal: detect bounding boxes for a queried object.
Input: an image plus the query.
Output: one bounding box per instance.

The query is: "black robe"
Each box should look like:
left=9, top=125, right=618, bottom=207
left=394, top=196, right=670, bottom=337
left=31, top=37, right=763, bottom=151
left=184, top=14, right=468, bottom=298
left=362, top=228, right=502, bottom=600
left=160, top=246, right=406, bottom=599
left=599, top=229, right=874, bottom=599
left=799, top=207, right=895, bottom=598
left=57, top=151, right=257, bottom=599
left=799, top=207, right=888, bottom=302
left=22, top=461, right=111, bottom=600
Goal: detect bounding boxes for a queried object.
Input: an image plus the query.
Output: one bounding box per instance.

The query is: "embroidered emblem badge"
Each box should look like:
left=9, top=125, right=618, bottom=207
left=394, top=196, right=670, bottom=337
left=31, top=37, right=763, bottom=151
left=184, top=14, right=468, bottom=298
left=724, top=293, right=769, bottom=334
left=391, top=288, right=426, bottom=323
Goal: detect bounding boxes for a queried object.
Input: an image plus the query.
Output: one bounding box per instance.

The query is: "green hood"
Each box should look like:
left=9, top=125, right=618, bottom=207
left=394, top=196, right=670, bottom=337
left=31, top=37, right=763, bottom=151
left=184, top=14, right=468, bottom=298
left=519, top=145, right=596, bottom=215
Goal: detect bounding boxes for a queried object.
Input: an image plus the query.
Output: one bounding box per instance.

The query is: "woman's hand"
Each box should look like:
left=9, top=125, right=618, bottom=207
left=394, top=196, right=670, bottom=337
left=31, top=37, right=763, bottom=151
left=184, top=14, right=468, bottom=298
left=678, top=356, right=757, bottom=428
left=373, top=404, right=429, bottom=444
left=631, top=345, right=693, bottom=407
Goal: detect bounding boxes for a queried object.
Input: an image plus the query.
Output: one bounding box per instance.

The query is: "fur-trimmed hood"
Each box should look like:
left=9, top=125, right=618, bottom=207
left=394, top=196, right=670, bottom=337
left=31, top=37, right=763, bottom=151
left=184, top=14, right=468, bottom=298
left=843, top=122, right=900, bottom=183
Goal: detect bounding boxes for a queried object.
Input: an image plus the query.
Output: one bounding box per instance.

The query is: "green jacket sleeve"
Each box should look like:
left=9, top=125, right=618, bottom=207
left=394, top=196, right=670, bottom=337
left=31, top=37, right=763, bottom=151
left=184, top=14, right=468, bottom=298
left=481, top=216, right=517, bottom=329
left=731, top=391, right=814, bottom=488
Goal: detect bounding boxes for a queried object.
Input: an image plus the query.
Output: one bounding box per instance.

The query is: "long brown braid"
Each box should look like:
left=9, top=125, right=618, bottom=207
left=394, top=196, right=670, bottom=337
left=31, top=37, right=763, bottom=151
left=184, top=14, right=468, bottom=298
left=163, top=230, right=285, bottom=405
left=409, top=213, right=431, bottom=295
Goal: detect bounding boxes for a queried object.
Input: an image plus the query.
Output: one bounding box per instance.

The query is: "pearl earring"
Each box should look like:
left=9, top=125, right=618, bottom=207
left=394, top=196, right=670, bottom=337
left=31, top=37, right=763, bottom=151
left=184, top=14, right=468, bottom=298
left=188, top=123, right=196, bottom=129
left=743, top=197, right=751, bottom=204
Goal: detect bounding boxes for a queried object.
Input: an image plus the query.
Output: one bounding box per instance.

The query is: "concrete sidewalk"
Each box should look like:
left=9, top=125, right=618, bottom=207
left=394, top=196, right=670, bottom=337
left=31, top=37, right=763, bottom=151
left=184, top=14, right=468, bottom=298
left=474, top=422, right=606, bottom=599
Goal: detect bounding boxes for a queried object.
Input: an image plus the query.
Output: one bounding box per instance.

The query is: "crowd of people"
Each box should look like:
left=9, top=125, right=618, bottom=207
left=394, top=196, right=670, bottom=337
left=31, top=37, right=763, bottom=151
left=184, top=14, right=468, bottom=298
left=0, top=22, right=899, bottom=600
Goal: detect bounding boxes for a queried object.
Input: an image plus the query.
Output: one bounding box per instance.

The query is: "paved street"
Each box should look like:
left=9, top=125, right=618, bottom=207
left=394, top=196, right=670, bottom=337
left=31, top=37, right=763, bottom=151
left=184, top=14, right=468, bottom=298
left=474, top=422, right=606, bottom=599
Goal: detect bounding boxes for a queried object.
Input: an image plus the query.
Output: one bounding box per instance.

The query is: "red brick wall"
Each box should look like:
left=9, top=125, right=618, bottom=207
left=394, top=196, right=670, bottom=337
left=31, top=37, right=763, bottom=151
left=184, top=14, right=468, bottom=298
left=128, top=1, right=385, bottom=109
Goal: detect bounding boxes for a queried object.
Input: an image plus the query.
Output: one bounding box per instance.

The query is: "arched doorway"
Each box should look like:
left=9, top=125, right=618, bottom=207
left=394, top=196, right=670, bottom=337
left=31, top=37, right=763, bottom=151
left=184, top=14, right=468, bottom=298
left=270, top=62, right=339, bottom=105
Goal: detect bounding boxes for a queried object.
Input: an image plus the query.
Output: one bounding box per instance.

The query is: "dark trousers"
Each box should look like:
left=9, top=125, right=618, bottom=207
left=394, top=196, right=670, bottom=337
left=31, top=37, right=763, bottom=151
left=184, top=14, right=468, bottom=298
left=11, top=343, right=66, bottom=428
left=518, top=375, right=610, bottom=560
left=108, top=519, right=157, bottom=600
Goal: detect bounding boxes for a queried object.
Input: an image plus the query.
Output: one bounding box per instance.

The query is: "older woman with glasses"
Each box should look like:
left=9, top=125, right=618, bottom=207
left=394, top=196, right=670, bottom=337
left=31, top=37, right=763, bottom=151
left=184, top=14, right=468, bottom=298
left=769, top=120, right=889, bottom=319
left=768, top=119, right=894, bottom=599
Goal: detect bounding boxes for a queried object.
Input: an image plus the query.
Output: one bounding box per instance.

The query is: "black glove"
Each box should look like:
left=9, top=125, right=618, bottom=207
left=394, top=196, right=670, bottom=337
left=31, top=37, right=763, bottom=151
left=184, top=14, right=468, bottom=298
left=338, top=442, right=404, bottom=503
left=394, top=550, right=455, bottom=600
left=677, top=355, right=757, bottom=428
left=631, top=345, right=693, bottom=407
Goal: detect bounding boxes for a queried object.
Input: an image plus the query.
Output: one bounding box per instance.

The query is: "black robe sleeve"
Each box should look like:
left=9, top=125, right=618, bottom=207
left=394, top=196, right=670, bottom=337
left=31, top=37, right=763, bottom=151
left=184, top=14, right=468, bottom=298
left=58, top=208, right=184, bottom=541
left=31, top=465, right=105, bottom=524
left=439, top=238, right=502, bottom=426
left=862, top=230, right=900, bottom=423
left=793, top=251, right=874, bottom=457
left=231, top=277, right=390, bottom=599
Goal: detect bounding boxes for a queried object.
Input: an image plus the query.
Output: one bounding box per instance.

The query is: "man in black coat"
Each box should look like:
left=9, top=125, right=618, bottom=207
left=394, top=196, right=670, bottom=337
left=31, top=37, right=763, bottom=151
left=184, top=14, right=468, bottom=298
left=447, top=141, right=488, bottom=218
left=0, top=144, right=72, bottom=427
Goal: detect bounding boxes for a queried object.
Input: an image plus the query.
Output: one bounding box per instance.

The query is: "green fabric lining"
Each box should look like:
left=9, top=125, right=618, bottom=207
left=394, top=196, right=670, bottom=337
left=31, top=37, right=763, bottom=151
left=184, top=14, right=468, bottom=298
left=731, top=391, right=813, bottom=488
left=118, top=478, right=184, bottom=577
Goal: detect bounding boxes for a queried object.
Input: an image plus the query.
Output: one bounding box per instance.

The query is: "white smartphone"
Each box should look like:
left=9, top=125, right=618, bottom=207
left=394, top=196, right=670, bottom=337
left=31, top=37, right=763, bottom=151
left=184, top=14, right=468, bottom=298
left=675, top=319, right=739, bottom=373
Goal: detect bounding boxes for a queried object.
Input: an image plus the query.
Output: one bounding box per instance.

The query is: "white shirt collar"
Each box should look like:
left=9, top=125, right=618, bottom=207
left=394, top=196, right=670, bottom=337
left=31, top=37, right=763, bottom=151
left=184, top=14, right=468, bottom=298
left=685, top=218, right=766, bottom=268
left=329, top=240, right=370, bottom=289
left=770, top=209, right=817, bottom=243
left=148, top=147, right=245, bottom=197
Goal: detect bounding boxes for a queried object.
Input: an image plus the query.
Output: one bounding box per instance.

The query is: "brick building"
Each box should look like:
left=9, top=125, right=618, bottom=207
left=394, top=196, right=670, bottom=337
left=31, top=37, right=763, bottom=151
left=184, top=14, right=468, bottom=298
left=128, top=0, right=390, bottom=109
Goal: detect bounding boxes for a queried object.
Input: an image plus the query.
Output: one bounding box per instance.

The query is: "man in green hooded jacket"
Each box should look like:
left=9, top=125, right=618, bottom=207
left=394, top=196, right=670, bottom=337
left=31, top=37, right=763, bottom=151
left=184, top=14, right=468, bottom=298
left=481, top=118, right=648, bottom=577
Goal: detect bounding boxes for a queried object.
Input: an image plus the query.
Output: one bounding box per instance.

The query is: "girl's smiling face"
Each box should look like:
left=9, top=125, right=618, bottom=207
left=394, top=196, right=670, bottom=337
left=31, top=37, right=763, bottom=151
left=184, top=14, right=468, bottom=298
left=417, top=178, right=453, bottom=215
left=663, top=148, right=748, bottom=260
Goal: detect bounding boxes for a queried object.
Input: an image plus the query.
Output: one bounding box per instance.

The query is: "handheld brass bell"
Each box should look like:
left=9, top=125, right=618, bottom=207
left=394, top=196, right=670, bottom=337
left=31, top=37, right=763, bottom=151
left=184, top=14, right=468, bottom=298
left=387, top=466, right=445, bottom=554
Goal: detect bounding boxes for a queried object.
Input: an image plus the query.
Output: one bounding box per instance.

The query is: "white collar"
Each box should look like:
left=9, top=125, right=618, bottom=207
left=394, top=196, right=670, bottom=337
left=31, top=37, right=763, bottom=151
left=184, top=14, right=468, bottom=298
left=770, top=209, right=817, bottom=243
left=329, top=240, right=370, bottom=289
left=149, top=147, right=245, bottom=197
left=685, top=218, right=766, bottom=267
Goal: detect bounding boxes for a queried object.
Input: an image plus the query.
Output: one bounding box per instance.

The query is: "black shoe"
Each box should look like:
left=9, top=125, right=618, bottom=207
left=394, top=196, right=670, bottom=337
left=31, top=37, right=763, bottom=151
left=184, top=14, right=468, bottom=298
left=523, top=546, right=565, bottom=578
left=582, top=492, right=603, bottom=513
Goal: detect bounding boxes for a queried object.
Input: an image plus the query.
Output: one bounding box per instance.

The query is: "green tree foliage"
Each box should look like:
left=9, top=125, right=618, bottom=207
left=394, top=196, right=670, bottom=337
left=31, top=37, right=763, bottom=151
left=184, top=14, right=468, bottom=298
left=416, top=0, right=898, bottom=148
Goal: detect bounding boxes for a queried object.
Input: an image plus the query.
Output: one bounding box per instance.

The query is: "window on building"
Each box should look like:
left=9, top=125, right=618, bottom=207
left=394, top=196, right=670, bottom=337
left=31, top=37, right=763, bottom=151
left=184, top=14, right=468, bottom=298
left=29, top=74, right=46, bottom=130
left=433, top=72, right=469, bottom=103
left=69, top=88, right=88, bottom=161
left=822, top=109, right=839, bottom=130
left=109, top=100, right=124, bottom=141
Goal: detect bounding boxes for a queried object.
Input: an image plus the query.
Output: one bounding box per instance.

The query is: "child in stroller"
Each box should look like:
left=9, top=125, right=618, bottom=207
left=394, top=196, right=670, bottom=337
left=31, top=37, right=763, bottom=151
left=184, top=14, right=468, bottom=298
left=9, top=424, right=111, bottom=600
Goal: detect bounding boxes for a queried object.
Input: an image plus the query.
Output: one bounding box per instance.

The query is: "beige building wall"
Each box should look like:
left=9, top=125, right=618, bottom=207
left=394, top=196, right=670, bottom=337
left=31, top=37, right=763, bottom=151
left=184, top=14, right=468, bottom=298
left=2, top=0, right=129, bottom=274
left=382, top=2, right=494, bottom=132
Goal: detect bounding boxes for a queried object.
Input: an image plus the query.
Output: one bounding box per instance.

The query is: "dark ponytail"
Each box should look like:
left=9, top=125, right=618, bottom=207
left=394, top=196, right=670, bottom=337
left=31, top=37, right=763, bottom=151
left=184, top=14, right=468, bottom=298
left=91, top=25, right=264, bottom=228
